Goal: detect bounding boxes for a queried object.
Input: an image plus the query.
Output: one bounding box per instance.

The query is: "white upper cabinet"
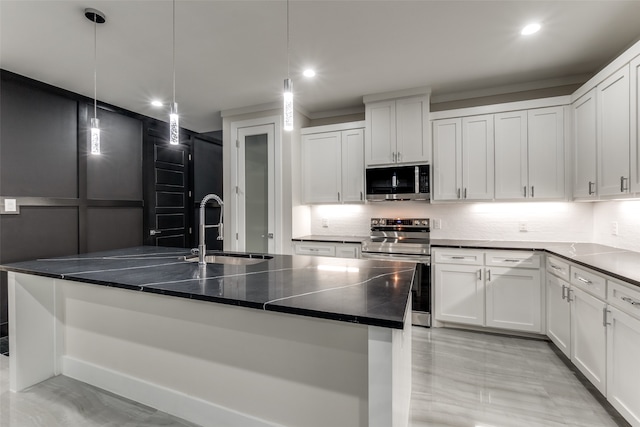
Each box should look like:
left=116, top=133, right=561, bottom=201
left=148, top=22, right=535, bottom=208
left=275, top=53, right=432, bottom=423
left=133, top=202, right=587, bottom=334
left=527, top=106, right=565, bottom=199
left=463, top=115, right=495, bottom=200
left=494, top=111, right=528, bottom=199
left=365, top=95, right=429, bottom=167
left=573, top=89, right=598, bottom=199
left=301, top=123, right=365, bottom=204
left=631, top=55, right=640, bottom=193
left=432, top=118, right=462, bottom=200
left=494, top=107, right=565, bottom=200
left=597, top=65, right=630, bottom=197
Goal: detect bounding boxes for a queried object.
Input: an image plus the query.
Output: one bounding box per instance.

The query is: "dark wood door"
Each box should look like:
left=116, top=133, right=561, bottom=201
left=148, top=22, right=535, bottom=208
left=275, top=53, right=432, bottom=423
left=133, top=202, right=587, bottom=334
left=143, top=125, right=192, bottom=248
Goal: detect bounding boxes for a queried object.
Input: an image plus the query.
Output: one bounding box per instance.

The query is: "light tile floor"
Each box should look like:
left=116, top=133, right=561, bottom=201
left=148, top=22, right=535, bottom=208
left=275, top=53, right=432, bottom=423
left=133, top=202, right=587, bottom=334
left=0, top=328, right=630, bottom=426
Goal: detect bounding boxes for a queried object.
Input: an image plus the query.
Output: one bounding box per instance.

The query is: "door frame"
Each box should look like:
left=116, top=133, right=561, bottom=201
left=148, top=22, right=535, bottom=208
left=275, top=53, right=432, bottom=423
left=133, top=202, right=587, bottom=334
left=230, top=116, right=282, bottom=254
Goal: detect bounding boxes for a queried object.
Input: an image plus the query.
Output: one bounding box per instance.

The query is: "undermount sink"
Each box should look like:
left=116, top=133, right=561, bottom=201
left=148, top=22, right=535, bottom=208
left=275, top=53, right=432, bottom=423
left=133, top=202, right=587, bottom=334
left=183, top=253, right=272, bottom=266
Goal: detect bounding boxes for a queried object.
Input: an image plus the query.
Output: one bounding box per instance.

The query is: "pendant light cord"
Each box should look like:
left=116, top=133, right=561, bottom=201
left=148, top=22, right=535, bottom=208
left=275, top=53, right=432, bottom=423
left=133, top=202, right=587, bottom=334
left=172, top=0, right=176, bottom=104
left=93, top=14, right=97, bottom=119
left=286, top=0, right=290, bottom=78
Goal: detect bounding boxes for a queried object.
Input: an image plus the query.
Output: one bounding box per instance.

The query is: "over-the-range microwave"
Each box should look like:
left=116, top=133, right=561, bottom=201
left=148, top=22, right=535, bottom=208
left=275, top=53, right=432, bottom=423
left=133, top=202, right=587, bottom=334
left=365, top=165, right=430, bottom=201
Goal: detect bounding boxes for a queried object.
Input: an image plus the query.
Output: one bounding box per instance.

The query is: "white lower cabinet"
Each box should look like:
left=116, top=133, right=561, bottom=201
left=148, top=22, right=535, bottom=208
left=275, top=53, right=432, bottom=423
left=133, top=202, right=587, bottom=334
left=570, top=285, right=607, bottom=395
left=292, top=241, right=360, bottom=259
left=433, top=248, right=543, bottom=333
left=486, top=266, right=541, bottom=332
left=607, top=306, right=640, bottom=426
left=546, top=273, right=571, bottom=357
left=434, top=263, right=484, bottom=326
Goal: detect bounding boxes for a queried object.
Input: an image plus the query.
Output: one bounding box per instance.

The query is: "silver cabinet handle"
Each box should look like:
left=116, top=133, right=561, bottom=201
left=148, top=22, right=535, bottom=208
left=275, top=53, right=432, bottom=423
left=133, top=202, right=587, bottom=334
left=575, top=275, right=592, bottom=285
left=566, top=288, right=573, bottom=303
left=550, top=263, right=562, bottom=271
left=338, top=192, right=341, bottom=201
left=588, top=181, right=595, bottom=195
left=561, top=284, right=567, bottom=300
left=360, top=191, right=363, bottom=201
left=620, top=176, right=629, bottom=192
left=451, top=256, right=465, bottom=260
left=392, top=152, right=397, bottom=162
left=531, top=186, right=535, bottom=198
left=603, top=307, right=611, bottom=327
left=487, top=269, right=491, bottom=282
left=478, top=269, right=482, bottom=280
left=504, top=259, right=520, bottom=263
left=457, top=188, right=461, bottom=199
left=464, top=188, right=467, bottom=199
left=622, top=296, right=640, bottom=307
left=524, top=186, right=527, bottom=197
left=397, top=152, right=401, bottom=162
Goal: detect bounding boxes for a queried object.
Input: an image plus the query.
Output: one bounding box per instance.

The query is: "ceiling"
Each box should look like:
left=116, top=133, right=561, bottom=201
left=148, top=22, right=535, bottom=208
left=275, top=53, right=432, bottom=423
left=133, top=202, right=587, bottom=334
left=2, top=1, right=640, bottom=133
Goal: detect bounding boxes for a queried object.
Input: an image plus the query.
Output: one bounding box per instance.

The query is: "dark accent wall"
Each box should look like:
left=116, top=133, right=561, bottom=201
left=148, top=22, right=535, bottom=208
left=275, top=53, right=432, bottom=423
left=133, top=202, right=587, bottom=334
left=193, top=135, right=224, bottom=250
left=0, top=70, right=221, bottom=341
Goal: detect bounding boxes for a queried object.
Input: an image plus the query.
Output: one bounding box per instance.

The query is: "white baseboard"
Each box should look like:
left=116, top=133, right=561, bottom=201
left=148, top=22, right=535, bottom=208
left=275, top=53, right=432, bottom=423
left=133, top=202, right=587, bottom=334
left=62, top=356, right=283, bottom=427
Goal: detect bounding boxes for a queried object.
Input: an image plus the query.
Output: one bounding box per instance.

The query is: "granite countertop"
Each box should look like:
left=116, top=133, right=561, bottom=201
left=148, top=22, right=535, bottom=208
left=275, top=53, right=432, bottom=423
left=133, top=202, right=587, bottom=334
left=292, top=235, right=369, bottom=244
left=0, top=246, right=415, bottom=329
left=431, top=239, right=640, bottom=288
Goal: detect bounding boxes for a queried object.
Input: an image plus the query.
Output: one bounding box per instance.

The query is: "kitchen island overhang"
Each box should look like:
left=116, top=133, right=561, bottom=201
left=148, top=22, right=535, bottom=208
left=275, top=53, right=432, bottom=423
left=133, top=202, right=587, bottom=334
left=2, top=247, right=414, bottom=427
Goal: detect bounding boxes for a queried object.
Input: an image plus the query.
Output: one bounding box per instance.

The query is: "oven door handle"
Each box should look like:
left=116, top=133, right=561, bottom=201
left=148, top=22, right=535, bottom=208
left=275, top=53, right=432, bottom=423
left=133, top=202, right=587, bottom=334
left=361, top=252, right=430, bottom=263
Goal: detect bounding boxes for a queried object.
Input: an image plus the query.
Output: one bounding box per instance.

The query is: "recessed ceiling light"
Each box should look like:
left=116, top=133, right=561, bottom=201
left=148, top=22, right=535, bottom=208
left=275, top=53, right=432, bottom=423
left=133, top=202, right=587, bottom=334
left=521, top=23, right=541, bottom=36
left=303, top=69, right=316, bottom=78
left=151, top=100, right=163, bottom=107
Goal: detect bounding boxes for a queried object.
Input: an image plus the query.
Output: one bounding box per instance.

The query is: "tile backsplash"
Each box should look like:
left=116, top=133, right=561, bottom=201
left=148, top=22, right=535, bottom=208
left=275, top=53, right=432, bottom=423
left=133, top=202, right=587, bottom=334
left=308, top=200, right=640, bottom=252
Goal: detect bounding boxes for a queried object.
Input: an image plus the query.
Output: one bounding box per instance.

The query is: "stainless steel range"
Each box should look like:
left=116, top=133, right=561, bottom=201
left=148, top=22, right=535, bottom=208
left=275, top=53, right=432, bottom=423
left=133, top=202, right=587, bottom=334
left=362, top=218, right=431, bottom=327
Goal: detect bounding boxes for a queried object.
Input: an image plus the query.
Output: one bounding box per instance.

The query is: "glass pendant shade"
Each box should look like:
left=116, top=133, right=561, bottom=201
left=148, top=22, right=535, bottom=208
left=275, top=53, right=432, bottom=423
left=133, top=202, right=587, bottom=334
left=283, top=78, right=293, bottom=131
left=90, top=117, right=100, bottom=155
left=170, top=102, right=179, bottom=145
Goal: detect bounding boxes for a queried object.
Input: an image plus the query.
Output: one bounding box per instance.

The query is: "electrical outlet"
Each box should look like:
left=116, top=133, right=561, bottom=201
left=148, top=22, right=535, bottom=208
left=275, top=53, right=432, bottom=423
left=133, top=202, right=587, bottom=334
left=611, top=221, right=619, bottom=236
left=432, top=218, right=442, bottom=230
left=519, top=222, right=528, bottom=232
left=321, top=217, right=329, bottom=228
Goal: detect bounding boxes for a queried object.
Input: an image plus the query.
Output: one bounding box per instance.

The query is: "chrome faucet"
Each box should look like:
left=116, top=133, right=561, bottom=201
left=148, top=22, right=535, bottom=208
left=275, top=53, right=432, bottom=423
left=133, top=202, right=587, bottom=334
left=198, top=194, right=224, bottom=266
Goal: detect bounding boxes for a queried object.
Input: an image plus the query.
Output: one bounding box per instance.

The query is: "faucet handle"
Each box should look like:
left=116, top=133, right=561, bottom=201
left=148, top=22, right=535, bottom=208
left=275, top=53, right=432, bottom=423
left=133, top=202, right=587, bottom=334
left=217, top=223, right=224, bottom=240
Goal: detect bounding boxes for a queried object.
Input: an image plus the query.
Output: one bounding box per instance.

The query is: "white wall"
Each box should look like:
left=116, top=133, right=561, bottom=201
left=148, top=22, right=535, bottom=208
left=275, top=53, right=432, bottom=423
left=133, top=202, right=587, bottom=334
left=592, top=200, right=640, bottom=252
left=309, top=201, right=594, bottom=243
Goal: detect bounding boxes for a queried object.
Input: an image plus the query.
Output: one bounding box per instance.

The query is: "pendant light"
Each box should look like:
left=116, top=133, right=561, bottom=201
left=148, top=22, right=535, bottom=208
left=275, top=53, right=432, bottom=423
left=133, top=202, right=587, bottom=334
left=169, top=0, right=179, bottom=145
left=283, top=0, right=293, bottom=131
left=84, top=8, right=106, bottom=155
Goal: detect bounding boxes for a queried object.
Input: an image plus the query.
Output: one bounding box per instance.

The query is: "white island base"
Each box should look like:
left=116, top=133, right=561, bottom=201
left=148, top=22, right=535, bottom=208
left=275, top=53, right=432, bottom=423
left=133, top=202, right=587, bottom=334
left=8, top=272, right=411, bottom=427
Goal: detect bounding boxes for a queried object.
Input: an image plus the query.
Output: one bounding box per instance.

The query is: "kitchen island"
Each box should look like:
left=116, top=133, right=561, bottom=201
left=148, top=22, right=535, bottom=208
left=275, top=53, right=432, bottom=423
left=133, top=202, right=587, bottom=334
left=2, top=247, right=415, bottom=427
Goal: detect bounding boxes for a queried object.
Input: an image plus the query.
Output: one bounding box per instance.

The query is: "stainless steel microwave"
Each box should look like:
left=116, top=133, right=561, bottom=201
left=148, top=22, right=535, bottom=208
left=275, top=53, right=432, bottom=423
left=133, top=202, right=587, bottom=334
left=365, top=165, right=430, bottom=201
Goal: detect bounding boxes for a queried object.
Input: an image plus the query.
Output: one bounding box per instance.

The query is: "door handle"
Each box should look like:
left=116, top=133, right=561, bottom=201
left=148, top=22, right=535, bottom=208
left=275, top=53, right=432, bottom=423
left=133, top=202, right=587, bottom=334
left=464, top=188, right=467, bottom=199
left=588, top=181, right=595, bottom=195
left=392, top=152, right=397, bottom=162
left=487, top=269, right=491, bottom=282
left=524, top=186, right=527, bottom=197
left=531, top=186, right=534, bottom=198
left=603, top=307, right=611, bottom=327
left=360, top=191, right=363, bottom=201
left=561, top=284, right=567, bottom=300
left=397, top=152, right=401, bottom=162
left=457, top=188, right=461, bottom=199
left=150, top=229, right=162, bottom=236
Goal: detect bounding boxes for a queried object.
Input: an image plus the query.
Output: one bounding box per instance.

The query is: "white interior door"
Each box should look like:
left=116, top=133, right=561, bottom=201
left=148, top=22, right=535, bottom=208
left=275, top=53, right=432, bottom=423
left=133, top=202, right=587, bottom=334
left=236, top=124, right=276, bottom=254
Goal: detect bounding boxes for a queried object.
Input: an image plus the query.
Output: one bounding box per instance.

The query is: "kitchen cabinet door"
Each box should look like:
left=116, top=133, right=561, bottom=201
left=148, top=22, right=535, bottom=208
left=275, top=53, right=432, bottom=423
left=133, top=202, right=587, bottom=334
left=432, top=118, right=462, bottom=201
left=365, top=100, right=396, bottom=166
left=546, top=273, right=571, bottom=357
left=631, top=55, right=640, bottom=193
left=462, top=114, right=494, bottom=200
left=302, top=131, right=342, bottom=204
left=434, top=263, right=484, bottom=326
left=396, top=96, right=429, bottom=164
left=528, top=107, right=565, bottom=199
left=607, top=306, right=640, bottom=426
left=597, top=65, right=630, bottom=197
left=341, top=129, right=365, bottom=203
left=573, top=89, right=598, bottom=199
left=485, top=266, right=542, bottom=333
left=570, top=286, right=607, bottom=395
left=494, top=111, right=528, bottom=200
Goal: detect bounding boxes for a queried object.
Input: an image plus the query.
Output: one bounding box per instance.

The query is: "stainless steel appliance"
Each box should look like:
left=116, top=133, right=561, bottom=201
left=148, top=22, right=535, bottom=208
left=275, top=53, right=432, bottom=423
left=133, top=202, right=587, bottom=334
left=365, top=165, right=430, bottom=201
left=361, top=218, right=431, bottom=327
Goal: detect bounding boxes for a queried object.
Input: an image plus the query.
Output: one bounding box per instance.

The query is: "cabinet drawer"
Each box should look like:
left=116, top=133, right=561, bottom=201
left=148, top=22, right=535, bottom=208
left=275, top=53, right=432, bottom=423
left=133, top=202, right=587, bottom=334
left=433, top=248, right=483, bottom=265
left=570, top=266, right=606, bottom=299
left=294, top=243, right=336, bottom=257
left=485, top=251, right=540, bottom=268
left=335, top=245, right=359, bottom=259
left=608, top=280, right=640, bottom=319
left=546, top=256, right=570, bottom=280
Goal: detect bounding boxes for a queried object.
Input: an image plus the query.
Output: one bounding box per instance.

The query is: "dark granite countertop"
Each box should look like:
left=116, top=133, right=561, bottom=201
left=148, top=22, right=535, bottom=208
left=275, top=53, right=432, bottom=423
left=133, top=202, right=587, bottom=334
left=292, top=235, right=369, bottom=244
left=431, top=239, right=640, bottom=288
left=0, top=246, right=415, bottom=329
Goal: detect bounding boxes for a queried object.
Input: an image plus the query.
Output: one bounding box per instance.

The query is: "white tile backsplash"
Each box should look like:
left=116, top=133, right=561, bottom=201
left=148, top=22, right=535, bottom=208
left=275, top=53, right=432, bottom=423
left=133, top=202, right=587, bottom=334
left=310, top=201, right=594, bottom=242
left=593, top=200, right=640, bottom=252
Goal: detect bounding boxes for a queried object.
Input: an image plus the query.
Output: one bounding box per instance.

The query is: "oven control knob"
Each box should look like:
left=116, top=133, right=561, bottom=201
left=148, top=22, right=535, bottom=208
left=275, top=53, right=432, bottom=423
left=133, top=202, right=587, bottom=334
left=371, top=219, right=378, bottom=226
left=413, top=219, right=420, bottom=226
left=379, top=219, right=385, bottom=225
left=422, top=220, right=429, bottom=226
